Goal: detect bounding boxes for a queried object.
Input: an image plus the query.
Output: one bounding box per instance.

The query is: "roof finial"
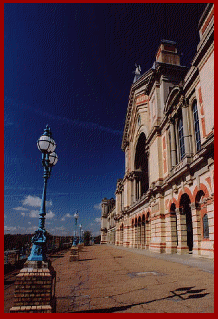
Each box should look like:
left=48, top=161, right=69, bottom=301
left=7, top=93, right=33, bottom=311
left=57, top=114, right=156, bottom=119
left=133, top=64, right=141, bottom=83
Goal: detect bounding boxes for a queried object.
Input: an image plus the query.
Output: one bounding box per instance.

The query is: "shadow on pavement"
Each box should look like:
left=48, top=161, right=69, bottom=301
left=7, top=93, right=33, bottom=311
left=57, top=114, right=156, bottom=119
left=79, top=258, right=95, bottom=261
left=72, top=286, right=209, bottom=313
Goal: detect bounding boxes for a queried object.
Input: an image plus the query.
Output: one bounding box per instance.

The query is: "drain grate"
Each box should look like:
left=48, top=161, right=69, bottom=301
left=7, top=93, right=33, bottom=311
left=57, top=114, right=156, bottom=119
left=127, top=271, right=166, bottom=278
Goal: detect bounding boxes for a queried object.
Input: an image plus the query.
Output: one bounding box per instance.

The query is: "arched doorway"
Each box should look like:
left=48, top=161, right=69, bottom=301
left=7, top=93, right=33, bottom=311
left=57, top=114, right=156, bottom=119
left=180, top=194, right=193, bottom=252
left=134, top=133, right=149, bottom=199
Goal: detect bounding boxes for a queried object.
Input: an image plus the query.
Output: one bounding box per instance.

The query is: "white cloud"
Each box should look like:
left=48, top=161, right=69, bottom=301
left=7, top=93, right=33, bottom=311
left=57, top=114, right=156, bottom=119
left=22, top=195, right=52, bottom=207
left=29, top=210, right=39, bottom=218
left=61, top=213, right=73, bottom=221
left=21, top=212, right=26, bottom=217
left=65, top=213, right=73, bottom=218
left=4, top=224, right=38, bottom=234
left=95, top=217, right=101, bottom=223
left=48, top=226, right=69, bottom=236
left=94, top=203, right=101, bottom=210
left=4, top=225, right=17, bottom=232
left=26, top=225, right=37, bottom=233
left=46, top=210, right=55, bottom=219
left=13, top=207, right=29, bottom=211
left=22, top=195, right=41, bottom=207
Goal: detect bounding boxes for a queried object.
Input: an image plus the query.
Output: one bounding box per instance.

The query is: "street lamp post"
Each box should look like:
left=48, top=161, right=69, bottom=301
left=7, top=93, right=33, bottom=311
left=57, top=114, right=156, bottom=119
left=79, top=224, right=82, bottom=244
left=72, top=212, right=79, bottom=246
left=10, top=125, right=58, bottom=313
left=81, top=230, right=84, bottom=243
left=28, top=125, right=58, bottom=262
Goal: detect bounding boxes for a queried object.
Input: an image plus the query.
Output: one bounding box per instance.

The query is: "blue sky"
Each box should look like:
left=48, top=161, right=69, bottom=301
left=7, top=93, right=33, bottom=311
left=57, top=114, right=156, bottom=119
left=4, top=2, right=206, bottom=236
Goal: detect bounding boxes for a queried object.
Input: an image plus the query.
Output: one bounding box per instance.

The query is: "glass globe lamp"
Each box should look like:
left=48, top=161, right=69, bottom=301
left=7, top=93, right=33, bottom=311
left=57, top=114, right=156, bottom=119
left=37, top=125, right=56, bottom=154
left=48, top=152, right=58, bottom=166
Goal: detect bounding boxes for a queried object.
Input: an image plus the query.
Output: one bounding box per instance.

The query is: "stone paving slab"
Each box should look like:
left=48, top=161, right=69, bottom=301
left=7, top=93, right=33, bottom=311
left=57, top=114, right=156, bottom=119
left=52, top=245, right=214, bottom=313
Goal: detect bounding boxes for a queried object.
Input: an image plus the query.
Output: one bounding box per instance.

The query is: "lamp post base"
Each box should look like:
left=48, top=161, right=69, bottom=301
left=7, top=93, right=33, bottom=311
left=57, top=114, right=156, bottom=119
left=27, top=229, right=47, bottom=261
left=69, top=246, right=79, bottom=262
left=10, top=260, right=56, bottom=313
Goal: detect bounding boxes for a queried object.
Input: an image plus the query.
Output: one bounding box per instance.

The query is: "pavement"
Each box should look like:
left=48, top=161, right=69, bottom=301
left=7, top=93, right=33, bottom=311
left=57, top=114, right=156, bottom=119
left=4, top=244, right=214, bottom=313
left=112, top=244, right=214, bottom=274
left=53, top=244, right=214, bottom=313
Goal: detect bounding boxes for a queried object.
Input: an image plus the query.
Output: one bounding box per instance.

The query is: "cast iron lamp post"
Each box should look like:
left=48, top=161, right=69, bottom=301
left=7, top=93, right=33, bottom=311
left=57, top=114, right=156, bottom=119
left=81, top=230, right=84, bottom=244
left=72, top=212, right=79, bottom=246
left=79, top=224, right=82, bottom=244
left=28, top=125, right=58, bottom=261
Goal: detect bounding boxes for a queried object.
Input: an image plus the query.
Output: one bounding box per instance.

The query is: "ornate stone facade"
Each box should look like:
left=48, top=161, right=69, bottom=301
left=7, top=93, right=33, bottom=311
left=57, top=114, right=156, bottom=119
left=101, top=4, right=214, bottom=259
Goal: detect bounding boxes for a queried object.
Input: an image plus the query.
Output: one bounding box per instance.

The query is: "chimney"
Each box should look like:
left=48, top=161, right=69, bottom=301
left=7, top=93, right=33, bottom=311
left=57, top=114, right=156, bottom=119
left=156, top=40, right=180, bottom=66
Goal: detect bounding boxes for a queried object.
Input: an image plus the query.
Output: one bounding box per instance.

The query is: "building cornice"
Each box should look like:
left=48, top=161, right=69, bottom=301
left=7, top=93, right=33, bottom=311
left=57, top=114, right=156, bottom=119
left=122, top=62, right=188, bottom=151
left=192, top=23, right=214, bottom=69
left=121, top=69, right=154, bottom=151
left=198, top=3, right=213, bottom=30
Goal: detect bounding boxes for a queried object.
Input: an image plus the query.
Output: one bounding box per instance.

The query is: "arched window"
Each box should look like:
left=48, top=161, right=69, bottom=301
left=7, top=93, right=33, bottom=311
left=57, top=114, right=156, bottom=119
left=134, top=133, right=149, bottom=197
left=179, top=193, right=193, bottom=251
left=192, top=100, right=201, bottom=152
left=178, top=118, right=185, bottom=160
left=203, top=214, right=209, bottom=239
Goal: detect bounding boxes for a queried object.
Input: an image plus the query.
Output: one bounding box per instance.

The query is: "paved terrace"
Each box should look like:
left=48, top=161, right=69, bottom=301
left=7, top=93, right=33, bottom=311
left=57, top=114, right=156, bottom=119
left=4, top=245, right=214, bottom=313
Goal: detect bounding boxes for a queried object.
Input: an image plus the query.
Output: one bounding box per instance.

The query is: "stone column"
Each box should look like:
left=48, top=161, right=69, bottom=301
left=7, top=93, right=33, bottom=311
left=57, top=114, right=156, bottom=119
left=169, top=120, right=177, bottom=167
left=176, top=209, right=189, bottom=254
left=133, top=178, right=136, bottom=202
left=134, top=224, right=137, bottom=248
left=131, top=224, right=134, bottom=248
left=165, top=214, right=178, bottom=254
left=131, top=180, right=134, bottom=204
left=146, top=221, right=150, bottom=249
left=137, top=224, right=141, bottom=249
left=125, top=223, right=130, bottom=247
left=141, top=223, right=145, bottom=249
left=139, top=180, right=142, bottom=199
left=115, top=225, right=119, bottom=246
left=191, top=204, right=202, bottom=257
left=182, top=104, right=191, bottom=156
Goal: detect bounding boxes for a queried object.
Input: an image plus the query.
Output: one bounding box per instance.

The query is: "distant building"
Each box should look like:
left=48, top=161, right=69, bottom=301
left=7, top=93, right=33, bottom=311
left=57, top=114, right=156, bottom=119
left=101, top=4, right=214, bottom=259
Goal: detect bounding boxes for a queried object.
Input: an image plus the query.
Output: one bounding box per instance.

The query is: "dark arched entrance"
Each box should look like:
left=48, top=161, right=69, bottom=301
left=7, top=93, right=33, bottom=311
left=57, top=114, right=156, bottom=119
left=134, top=133, right=149, bottom=198
left=180, top=194, right=193, bottom=252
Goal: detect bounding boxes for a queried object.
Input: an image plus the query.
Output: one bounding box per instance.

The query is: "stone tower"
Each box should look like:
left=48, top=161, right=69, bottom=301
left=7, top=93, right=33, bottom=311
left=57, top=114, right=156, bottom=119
left=100, top=198, right=115, bottom=244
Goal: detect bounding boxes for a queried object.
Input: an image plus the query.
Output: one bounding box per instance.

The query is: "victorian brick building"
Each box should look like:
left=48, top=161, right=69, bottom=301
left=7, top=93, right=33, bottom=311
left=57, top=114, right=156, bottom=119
left=101, top=4, right=214, bottom=259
